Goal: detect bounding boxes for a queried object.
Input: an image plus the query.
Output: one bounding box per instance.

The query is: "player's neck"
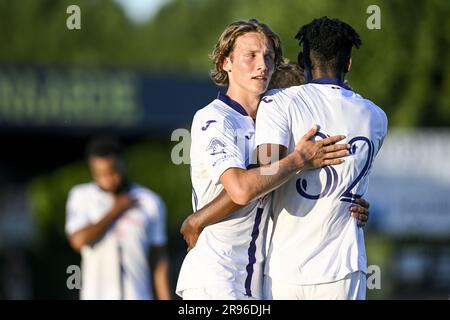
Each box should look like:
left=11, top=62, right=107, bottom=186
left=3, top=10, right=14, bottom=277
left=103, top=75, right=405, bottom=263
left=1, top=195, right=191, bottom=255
left=311, top=70, right=344, bottom=82
left=225, top=89, right=259, bottom=119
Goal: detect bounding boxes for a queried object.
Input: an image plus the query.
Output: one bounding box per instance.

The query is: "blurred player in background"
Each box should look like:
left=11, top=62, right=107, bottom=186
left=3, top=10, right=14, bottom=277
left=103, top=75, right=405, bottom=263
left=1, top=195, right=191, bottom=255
left=176, top=19, right=357, bottom=300
left=65, top=137, right=171, bottom=300
left=256, top=17, right=387, bottom=300
left=267, top=58, right=305, bottom=90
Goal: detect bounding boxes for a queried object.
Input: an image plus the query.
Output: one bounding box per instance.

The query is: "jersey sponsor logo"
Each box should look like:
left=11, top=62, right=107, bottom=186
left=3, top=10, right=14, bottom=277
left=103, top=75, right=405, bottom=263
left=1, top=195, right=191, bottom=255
left=206, top=137, right=227, bottom=155
left=261, top=97, right=273, bottom=103
left=212, top=154, right=233, bottom=167
left=201, top=120, right=217, bottom=131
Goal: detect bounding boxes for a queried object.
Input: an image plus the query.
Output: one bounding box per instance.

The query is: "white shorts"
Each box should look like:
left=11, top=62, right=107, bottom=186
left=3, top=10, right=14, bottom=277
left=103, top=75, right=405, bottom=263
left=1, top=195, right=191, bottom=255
left=181, top=287, right=257, bottom=300
left=264, top=271, right=366, bottom=300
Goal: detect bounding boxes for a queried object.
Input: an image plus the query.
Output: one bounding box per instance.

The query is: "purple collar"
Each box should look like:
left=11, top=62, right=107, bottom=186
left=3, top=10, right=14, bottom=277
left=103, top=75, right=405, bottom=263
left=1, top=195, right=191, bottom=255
left=217, top=92, right=249, bottom=117
left=310, top=77, right=351, bottom=91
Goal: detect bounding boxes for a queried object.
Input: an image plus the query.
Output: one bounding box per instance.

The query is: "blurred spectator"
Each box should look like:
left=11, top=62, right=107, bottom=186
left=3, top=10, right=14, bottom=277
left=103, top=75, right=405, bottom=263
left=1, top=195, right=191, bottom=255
left=65, top=137, right=171, bottom=300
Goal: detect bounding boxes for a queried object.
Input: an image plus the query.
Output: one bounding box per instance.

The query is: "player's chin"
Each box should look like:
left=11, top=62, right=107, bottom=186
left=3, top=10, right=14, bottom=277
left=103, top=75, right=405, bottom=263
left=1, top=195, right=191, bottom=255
left=251, top=81, right=269, bottom=95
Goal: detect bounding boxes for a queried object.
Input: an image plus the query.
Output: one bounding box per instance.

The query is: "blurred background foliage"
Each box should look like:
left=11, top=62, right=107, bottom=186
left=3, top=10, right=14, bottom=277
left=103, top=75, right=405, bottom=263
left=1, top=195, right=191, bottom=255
left=1, top=0, right=449, bottom=128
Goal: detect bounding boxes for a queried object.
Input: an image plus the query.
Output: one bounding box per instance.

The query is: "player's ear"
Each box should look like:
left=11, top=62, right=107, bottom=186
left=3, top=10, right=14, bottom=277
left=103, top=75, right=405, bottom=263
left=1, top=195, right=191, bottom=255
left=345, top=57, right=352, bottom=73
left=222, top=57, right=232, bottom=73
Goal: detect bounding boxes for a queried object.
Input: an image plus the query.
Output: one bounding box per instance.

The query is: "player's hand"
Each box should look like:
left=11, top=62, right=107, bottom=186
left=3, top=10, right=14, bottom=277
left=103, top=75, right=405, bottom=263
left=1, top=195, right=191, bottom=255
left=112, top=194, right=137, bottom=216
left=180, top=213, right=203, bottom=252
left=350, top=198, right=370, bottom=228
left=295, top=125, right=349, bottom=170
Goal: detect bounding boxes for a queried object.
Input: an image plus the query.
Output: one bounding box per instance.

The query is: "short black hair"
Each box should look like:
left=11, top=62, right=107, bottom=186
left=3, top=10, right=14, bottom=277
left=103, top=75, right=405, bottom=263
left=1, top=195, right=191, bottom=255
left=85, top=136, right=123, bottom=159
left=295, top=17, right=361, bottom=73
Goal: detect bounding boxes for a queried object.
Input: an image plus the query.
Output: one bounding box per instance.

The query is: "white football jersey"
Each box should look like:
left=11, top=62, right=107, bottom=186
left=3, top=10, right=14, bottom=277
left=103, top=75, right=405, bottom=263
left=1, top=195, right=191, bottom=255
left=255, top=79, right=387, bottom=285
left=176, top=92, right=271, bottom=299
left=65, top=183, right=167, bottom=299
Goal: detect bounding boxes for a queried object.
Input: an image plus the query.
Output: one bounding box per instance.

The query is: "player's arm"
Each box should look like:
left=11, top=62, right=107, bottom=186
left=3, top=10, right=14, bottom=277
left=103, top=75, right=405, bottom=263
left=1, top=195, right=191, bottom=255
left=220, top=125, right=349, bottom=205
left=258, top=143, right=371, bottom=228
left=181, top=189, right=243, bottom=251
left=179, top=133, right=299, bottom=250
left=180, top=130, right=357, bottom=250
left=149, top=245, right=171, bottom=300
left=67, top=194, right=135, bottom=252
